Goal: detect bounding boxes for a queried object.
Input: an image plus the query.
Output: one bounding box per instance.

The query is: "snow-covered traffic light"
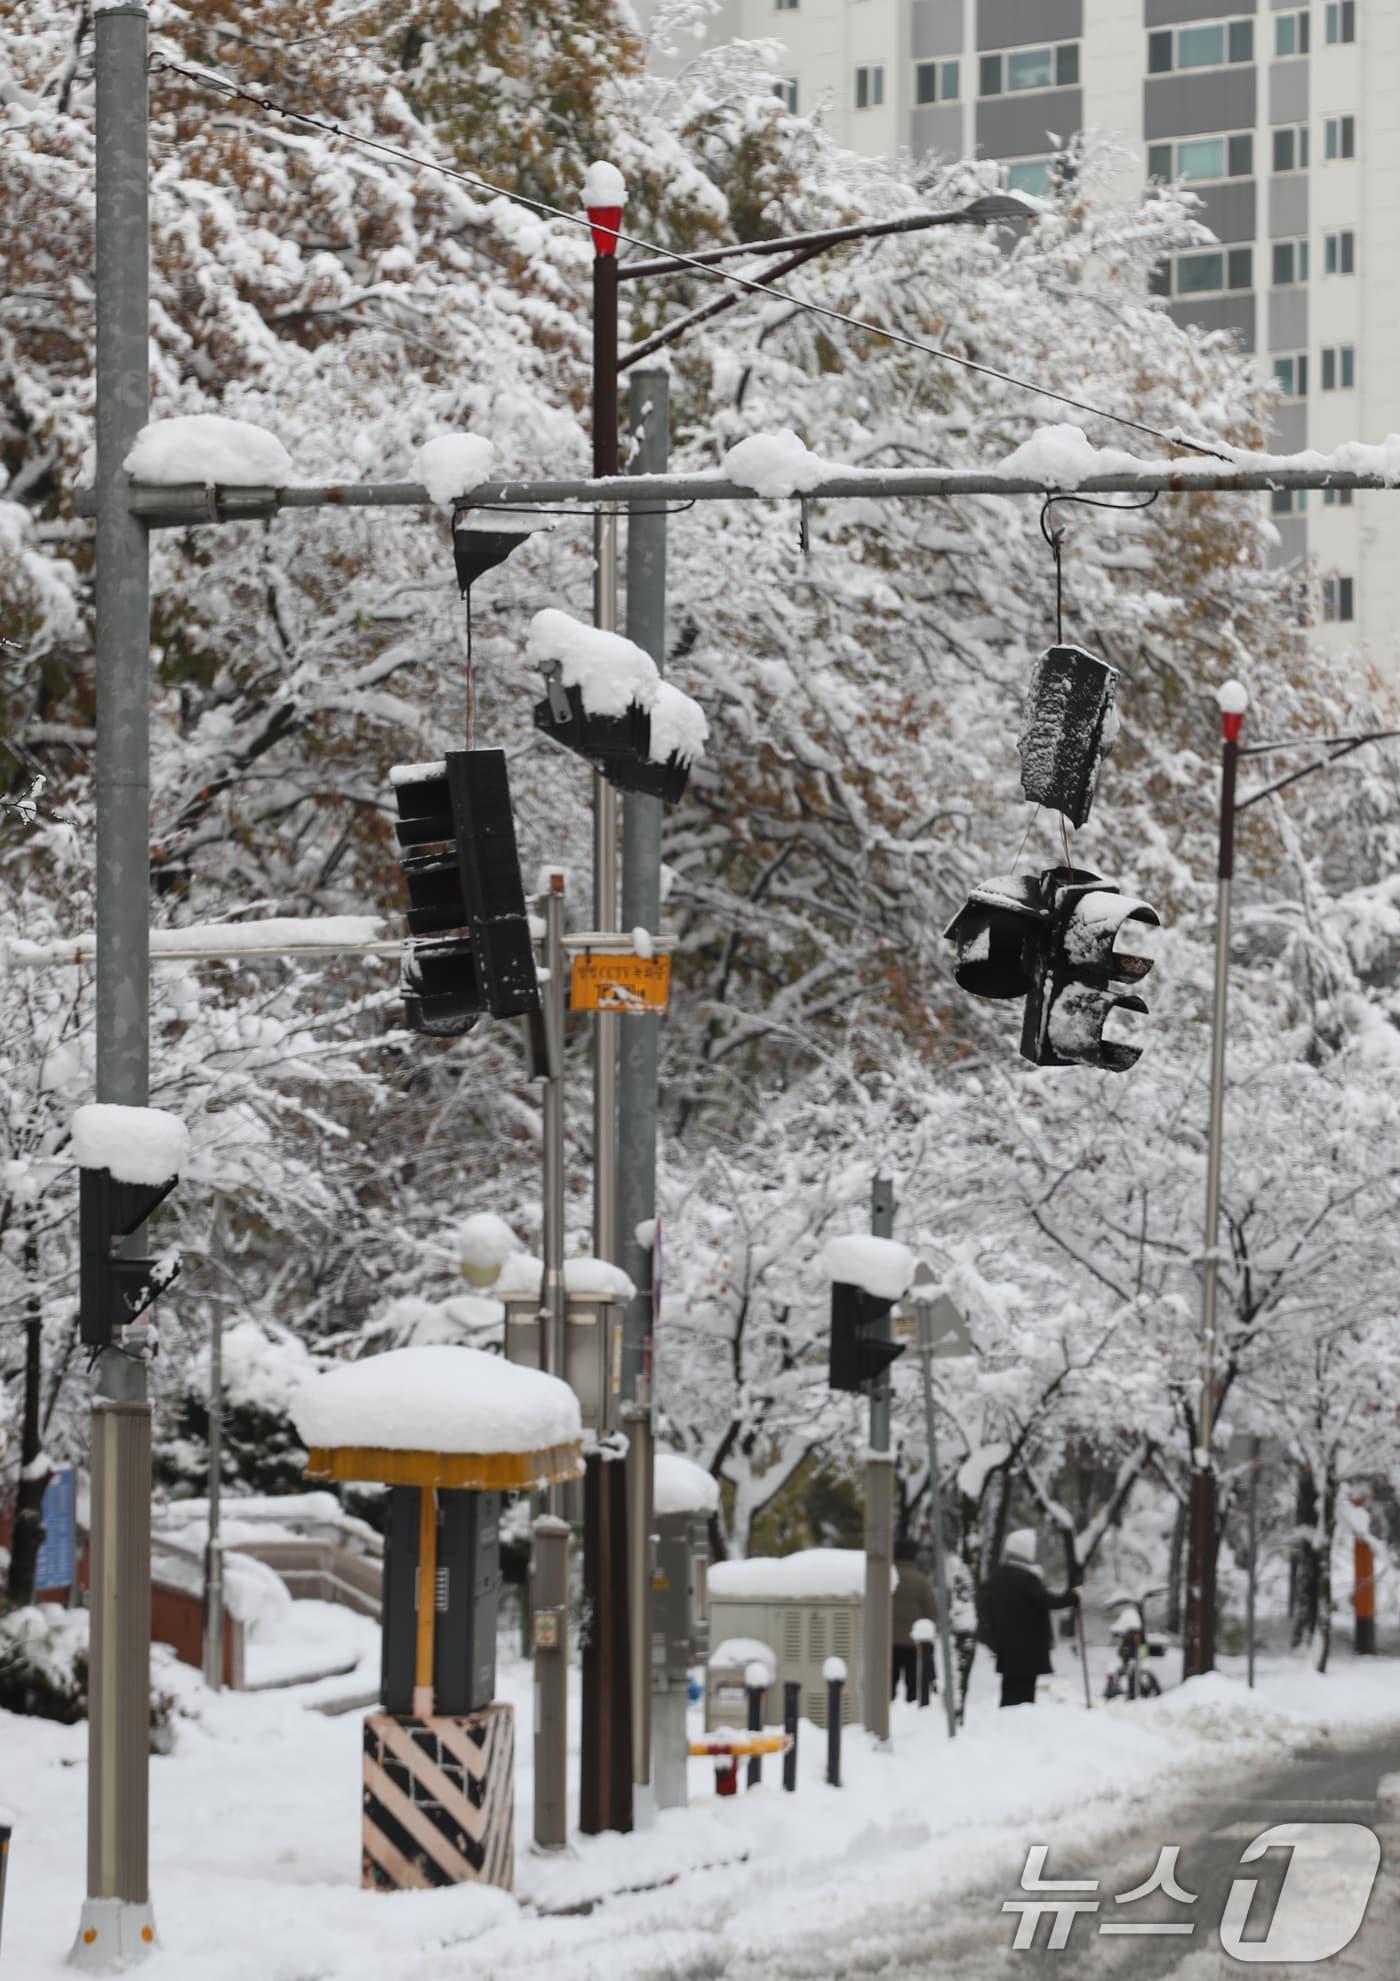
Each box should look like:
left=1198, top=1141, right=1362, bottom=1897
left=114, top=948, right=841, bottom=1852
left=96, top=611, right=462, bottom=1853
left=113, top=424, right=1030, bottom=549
left=1020, top=869, right=1160, bottom=1070
left=828, top=1281, right=905, bottom=1394
left=392, top=750, right=540, bottom=1037
left=73, top=1105, right=187, bottom=1349
left=943, top=873, right=1047, bottom=1000
left=527, top=609, right=707, bottom=805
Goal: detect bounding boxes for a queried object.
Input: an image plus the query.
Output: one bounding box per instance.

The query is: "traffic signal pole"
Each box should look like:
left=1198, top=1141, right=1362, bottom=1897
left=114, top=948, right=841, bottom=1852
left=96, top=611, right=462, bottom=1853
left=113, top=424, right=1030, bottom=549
left=1184, top=683, right=1246, bottom=1678
left=620, top=365, right=669, bottom=1819
left=864, top=1176, right=896, bottom=1743
left=77, top=4, right=158, bottom=1966
left=580, top=191, right=633, bottom=1838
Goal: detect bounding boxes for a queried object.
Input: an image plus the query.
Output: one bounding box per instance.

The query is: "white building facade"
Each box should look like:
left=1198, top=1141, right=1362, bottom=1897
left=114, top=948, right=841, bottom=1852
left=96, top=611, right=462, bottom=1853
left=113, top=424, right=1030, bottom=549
left=688, top=0, right=1399, bottom=668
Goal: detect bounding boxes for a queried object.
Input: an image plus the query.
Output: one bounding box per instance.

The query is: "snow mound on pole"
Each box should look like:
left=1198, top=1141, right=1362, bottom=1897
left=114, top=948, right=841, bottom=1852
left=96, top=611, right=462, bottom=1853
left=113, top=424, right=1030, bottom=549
left=415, top=432, right=496, bottom=506
left=292, top=1345, right=581, bottom=1454
left=722, top=429, right=844, bottom=498
left=819, top=1233, right=915, bottom=1301
left=124, top=415, right=294, bottom=486
left=654, top=1452, right=720, bottom=1517
left=71, top=1104, right=188, bottom=1183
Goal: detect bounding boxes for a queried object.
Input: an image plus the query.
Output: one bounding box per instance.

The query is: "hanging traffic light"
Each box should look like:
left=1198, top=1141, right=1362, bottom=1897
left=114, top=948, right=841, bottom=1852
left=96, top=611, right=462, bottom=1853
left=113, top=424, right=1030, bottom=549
left=1020, top=868, right=1160, bottom=1070
left=828, top=1281, right=906, bottom=1394
left=945, top=866, right=1160, bottom=1071
left=528, top=609, right=708, bottom=805
left=392, top=750, right=540, bottom=1037
left=79, top=1168, right=181, bottom=1348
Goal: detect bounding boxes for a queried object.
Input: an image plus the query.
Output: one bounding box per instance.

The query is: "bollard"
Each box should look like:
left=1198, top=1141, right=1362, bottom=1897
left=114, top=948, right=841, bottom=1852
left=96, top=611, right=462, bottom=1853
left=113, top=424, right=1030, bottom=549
left=824, top=1655, right=846, bottom=1787
left=783, top=1680, right=800, bottom=1792
left=913, top=1617, right=936, bottom=1708
left=745, top=1661, right=769, bottom=1789
left=0, top=1821, right=9, bottom=1955
left=532, top=1514, right=570, bottom=1851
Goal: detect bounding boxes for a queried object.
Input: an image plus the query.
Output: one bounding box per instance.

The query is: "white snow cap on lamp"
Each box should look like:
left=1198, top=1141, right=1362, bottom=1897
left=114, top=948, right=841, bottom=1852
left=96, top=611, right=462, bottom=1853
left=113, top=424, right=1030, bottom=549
left=582, top=161, right=627, bottom=209
left=1216, top=680, right=1249, bottom=715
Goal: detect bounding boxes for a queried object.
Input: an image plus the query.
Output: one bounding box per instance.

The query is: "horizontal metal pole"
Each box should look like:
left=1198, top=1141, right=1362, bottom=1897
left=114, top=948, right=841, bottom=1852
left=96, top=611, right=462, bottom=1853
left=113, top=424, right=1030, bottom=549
left=616, top=197, right=1033, bottom=282
left=6, top=935, right=402, bottom=968
left=68, top=462, right=1400, bottom=530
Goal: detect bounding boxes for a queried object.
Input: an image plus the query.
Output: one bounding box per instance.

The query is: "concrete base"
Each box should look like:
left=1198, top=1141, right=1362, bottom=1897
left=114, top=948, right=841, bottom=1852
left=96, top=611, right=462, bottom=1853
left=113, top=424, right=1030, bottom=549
left=653, top=1687, right=689, bottom=1810
left=69, top=1898, right=157, bottom=1968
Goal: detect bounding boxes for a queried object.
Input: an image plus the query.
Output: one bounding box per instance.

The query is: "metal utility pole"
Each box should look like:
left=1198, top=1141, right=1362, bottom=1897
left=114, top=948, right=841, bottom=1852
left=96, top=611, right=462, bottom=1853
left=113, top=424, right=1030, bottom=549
left=580, top=182, right=632, bottom=1838
left=531, top=1512, right=570, bottom=1850
left=541, top=877, right=567, bottom=1415
left=76, top=4, right=157, bottom=1965
left=1185, top=682, right=1246, bottom=1679
left=620, top=365, right=668, bottom=1821
left=201, top=1292, right=225, bottom=1690
left=863, top=1175, right=895, bottom=1743
left=913, top=1292, right=958, bottom=1740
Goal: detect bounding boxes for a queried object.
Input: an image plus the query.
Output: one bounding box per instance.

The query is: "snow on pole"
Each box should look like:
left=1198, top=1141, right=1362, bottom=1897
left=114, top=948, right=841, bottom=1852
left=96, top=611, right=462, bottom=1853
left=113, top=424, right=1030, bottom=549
left=71, top=1103, right=188, bottom=1184
left=818, top=1234, right=916, bottom=1301
left=123, top=414, right=295, bottom=487
left=583, top=161, right=626, bottom=257
left=1216, top=678, right=1249, bottom=742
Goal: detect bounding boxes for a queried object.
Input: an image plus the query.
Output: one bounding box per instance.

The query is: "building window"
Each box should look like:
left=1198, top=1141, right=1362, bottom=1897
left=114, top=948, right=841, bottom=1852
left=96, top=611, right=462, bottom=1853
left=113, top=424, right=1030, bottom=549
left=1321, top=344, right=1357, bottom=389
left=1005, top=158, right=1054, bottom=197
left=773, top=76, right=798, bottom=112
left=1323, top=486, right=1355, bottom=506
left=1272, top=125, right=1310, bottom=173
left=1274, top=353, right=1309, bottom=397
left=1275, top=11, right=1311, bottom=56
left=1322, top=576, right=1355, bottom=622
left=1326, top=2, right=1357, bottom=42
left=855, top=64, right=884, bottom=109
left=979, top=42, right=1079, bottom=96
left=914, top=58, right=960, bottom=105
left=1156, top=246, right=1253, bottom=297
left=1324, top=116, right=1356, bottom=160
left=1324, top=229, right=1356, bottom=273
left=1148, top=18, right=1254, bottom=73
left=1148, top=132, right=1253, bottom=182
left=1271, top=238, right=1310, bottom=285
left=1272, top=488, right=1308, bottom=514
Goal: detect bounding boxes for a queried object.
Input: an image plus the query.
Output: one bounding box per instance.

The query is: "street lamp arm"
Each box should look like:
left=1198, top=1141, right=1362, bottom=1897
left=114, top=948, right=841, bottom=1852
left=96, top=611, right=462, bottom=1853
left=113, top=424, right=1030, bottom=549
left=1236, top=730, right=1400, bottom=811
left=620, top=239, right=830, bottom=372
left=615, top=197, right=1033, bottom=282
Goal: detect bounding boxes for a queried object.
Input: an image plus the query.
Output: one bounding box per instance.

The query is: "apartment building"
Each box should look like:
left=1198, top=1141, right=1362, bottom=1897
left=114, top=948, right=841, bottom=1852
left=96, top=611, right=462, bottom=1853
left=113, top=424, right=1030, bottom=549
left=679, top=1, right=1400, bottom=667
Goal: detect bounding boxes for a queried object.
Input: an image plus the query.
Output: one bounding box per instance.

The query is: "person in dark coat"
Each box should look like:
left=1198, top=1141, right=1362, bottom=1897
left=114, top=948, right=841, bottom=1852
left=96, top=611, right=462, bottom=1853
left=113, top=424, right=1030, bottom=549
left=891, top=1537, right=939, bottom=1700
left=977, top=1528, right=1080, bottom=1707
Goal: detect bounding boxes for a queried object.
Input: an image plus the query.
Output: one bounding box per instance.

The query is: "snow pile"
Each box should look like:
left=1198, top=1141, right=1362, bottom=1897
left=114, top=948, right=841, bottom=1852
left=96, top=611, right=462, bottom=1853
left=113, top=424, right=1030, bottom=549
left=457, top=1211, right=521, bottom=1280
left=820, top=1233, right=916, bottom=1300
left=647, top=679, right=710, bottom=766
left=71, top=1103, right=188, bottom=1182
left=709, top=1636, right=777, bottom=1678
left=414, top=432, right=495, bottom=506
left=722, top=429, right=846, bottom=498
left=654, top=1451, right=720, bottom=1517
left=292, top=1344, right=581, bottom=1454
left=528, top=610, right=659, bottom=717
left=708, top=1548, right=892, bottom=1601
left=996, top=424, right=1151, bottom=488
left=495, top=1251, right=637, bottom=1301
left=582, top=161, right=627, bottom=208
left=124, top=415, right=294, bottom=487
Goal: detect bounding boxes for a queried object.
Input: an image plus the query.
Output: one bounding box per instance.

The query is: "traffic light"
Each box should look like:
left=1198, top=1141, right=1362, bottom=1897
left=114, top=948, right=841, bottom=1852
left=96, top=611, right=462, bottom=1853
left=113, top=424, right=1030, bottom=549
left=392, top=749, right=540, bottom=1037
left=1020, top=868, right=1160, bottom=1070
left=1017, top=645, right=1120, bottom=827
left=528, top=609, right=708, bottom=805
left=945, top=866, right=1160, bottom=1071
left=828, top=1281, right=906, bottom=1394
left=79, top=1167, right=180, bottom=1348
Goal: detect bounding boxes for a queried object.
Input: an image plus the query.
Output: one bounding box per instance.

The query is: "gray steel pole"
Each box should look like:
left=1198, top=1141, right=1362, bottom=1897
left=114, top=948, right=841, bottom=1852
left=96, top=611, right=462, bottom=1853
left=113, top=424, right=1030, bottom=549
left=201, top=1288, right=225, bottom=1690
left=541, top=879, right=567, bottom=1404
left=863, top=1175, right=895, bottom=1743
left=915, top=1301, right=958, bottom=1740
left=592, top=508, right=620, bottom=1267
left=532, top=1513, right=570, bottom=1850
left=621, top=366, right=668, bottom=1816
left=77, top=6, right=157, bottom=1965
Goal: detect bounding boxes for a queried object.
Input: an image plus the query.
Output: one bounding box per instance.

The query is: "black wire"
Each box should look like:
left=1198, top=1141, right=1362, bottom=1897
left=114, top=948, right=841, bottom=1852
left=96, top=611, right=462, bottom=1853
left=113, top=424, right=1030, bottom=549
left=1039, top=489, right=1160, bottom=645
left=149, top=55, right=1233, bottom=465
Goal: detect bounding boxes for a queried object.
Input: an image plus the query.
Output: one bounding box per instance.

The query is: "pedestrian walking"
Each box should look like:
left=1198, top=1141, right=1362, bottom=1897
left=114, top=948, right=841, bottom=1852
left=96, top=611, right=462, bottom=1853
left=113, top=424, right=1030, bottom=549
left=976, top=1529, right=1081, bottom=1708
left=891, top=1537, right=939, bottom=1701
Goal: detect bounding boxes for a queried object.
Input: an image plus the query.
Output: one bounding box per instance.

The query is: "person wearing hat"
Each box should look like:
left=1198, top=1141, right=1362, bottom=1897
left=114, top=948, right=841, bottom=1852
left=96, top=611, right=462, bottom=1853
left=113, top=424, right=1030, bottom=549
left=977, top=1528, right=1081, bottom=1707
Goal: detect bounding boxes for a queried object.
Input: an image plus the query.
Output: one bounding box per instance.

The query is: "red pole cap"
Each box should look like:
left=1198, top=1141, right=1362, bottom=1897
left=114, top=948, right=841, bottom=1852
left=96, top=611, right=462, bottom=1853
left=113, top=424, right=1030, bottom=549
left=1216, top=679, right=1248, bottom=744
left=583, top=162, right=627, bottom=258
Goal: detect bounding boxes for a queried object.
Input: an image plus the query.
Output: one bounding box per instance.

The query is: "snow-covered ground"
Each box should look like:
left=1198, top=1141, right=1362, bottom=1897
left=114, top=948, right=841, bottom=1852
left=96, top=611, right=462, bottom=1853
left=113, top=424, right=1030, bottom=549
left=5, top=1594, right=1400, bottom=1979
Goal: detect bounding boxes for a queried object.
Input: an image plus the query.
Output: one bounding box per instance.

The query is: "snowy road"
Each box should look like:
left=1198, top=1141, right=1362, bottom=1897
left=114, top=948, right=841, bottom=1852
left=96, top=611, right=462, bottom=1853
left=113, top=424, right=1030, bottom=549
left=693, top=1735, right=1400, bottom=1980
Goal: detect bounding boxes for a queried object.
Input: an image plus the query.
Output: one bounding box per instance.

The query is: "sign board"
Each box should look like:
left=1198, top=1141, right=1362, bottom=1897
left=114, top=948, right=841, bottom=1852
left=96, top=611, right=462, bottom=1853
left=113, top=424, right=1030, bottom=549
left=894, top=1295, right=974, bottom=1359
left=570, top=950, right=671, bottom=1014
left=35, top=1466, right=76, bottom=1592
